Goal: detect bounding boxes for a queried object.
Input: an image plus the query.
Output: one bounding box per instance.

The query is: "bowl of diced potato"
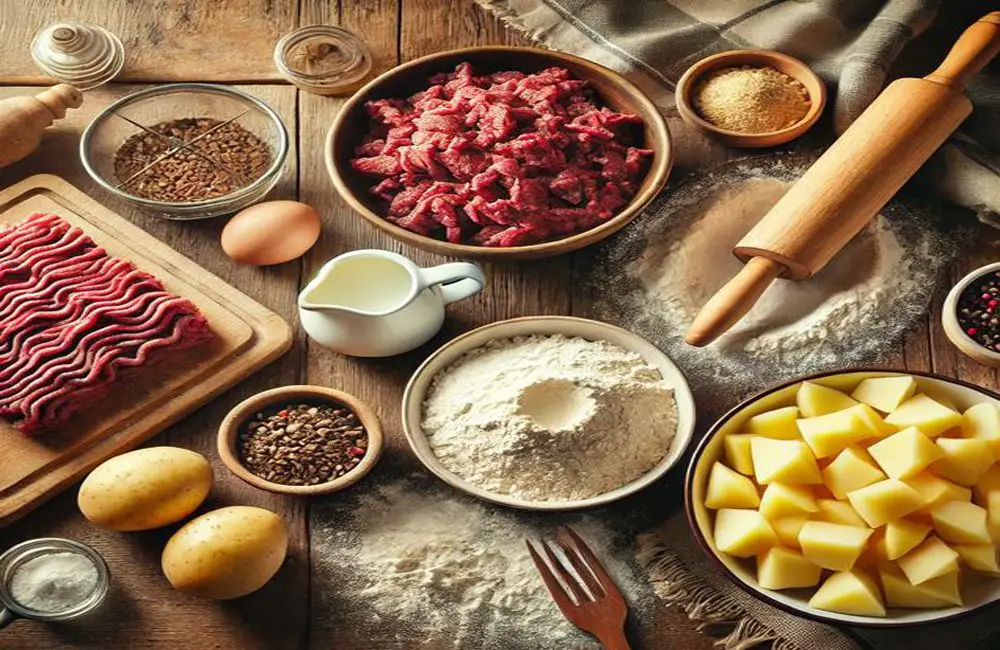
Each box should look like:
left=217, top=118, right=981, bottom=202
left=686, top=369, right=1000, bottom=627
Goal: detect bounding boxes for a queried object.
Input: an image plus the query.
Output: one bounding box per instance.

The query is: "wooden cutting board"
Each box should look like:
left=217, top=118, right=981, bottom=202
left=0, top=174, right=293, bottom=525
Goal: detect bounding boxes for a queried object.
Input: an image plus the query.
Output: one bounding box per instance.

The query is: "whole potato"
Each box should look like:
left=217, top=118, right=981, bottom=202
left=78, top=447, right=212, bottom=531
left=162, top=506, right=287, bottom=600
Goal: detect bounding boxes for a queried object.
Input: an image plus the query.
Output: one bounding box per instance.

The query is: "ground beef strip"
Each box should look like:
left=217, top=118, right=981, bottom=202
left=351, top=62, right=652, bottom=247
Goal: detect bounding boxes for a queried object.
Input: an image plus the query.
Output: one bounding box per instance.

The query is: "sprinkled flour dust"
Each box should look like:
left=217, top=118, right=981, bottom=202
left=422, top=334, right=678, bottom=502
left=311, top=474, right=653, bottom=649
left=583, top=152, right=967, bottom=407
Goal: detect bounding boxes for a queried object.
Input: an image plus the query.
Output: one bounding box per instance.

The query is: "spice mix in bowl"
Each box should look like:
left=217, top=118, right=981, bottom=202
left=675, top=49, right=826, bottom=148
left=943, top=262, right=1000, bottom=368
left=218, top=385, right=382, bottom=496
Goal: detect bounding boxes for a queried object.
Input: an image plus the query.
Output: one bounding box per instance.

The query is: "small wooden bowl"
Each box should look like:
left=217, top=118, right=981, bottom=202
left=217, top=385, right=383, bottom=496
left=943, top=262, right=1000, bottom=367
left=326, top=46, right=672, bottom=261
left=675, top=49, right=826, bottom=148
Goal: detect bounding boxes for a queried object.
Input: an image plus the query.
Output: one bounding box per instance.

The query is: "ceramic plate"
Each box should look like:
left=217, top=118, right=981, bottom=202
left=686, top=369, right=1000, bottom=627
left=402, top=316, right=696, bottom=511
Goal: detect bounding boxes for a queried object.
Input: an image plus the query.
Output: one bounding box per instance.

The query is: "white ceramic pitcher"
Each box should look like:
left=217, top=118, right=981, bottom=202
left=298, top=249, right=485, bottom=357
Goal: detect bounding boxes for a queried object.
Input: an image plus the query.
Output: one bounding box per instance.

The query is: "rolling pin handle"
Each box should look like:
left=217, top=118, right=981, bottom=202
left=684, top=257, right=784, bottom=347
left=925, top=12, right=1000, bottom=89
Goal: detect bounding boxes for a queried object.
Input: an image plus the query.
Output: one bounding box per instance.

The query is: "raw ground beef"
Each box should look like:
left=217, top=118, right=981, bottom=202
left=350, top=63, right=653, bottom=247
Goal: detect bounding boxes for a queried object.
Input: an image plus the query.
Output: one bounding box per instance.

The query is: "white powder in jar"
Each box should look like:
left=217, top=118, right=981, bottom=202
left=9, top=551, right=99, bottom=613
left=422, top=334, right=678, bottom=502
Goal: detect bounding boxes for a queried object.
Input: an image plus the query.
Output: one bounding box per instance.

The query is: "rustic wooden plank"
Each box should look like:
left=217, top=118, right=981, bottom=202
left=0, top=84, right=309, bottom=650
left=301, top=0, right=401, bottom=75
left=0, top=1, right=296, bottom=84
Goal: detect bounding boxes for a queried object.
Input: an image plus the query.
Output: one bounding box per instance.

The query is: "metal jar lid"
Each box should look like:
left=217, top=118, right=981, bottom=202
left=31, top=22, right=125, bottom=90
left=273, top=25, right=373, bottom=96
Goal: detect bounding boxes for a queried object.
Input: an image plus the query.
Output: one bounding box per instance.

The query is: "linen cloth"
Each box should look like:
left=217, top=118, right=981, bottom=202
left=476, top=0, right=1000, bottom=225
left=475, top=1, right=1000, bottom=648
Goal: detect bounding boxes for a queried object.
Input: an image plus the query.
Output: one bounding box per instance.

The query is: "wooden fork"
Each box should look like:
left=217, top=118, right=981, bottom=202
left=526, top=525, right=630, bottom=650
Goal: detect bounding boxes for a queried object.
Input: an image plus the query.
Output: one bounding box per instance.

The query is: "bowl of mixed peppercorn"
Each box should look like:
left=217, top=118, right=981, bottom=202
left=943, top=262, right=1000, bottom=368
left=217, top=385, right=382, bottom=496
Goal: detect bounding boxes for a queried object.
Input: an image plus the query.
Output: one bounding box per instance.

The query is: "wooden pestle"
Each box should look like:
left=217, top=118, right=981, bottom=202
left=0, top=84, right=83, bottom=168
left=686, top=12, right=1000, bottom=347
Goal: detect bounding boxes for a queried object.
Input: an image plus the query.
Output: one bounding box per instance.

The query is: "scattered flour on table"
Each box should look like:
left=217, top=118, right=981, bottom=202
left=311, top=477, right=648, bottom=649
left=632, top=177, right=905, bottom=360
left=422, top=334, right=678, bottom=502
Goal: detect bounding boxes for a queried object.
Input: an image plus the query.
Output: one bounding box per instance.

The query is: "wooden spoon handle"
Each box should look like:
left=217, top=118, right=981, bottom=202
left=684, top=257, right=784, bottom=347
left=925, top=11, right=1000, bottom=89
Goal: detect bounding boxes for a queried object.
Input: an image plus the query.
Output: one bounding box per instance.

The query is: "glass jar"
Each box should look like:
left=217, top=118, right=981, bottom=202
left=274, top=25, right=373, bottom=96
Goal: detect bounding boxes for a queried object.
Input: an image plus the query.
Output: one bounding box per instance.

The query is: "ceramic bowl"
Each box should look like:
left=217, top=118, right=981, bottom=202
left=942, top=262, right=1000, bottom=367
left=401, top=316, right=696, bottom=510
left=326, top=46, right=672, bottom=261
left=675, top=49, right=826, bottom=148
left=217, top=385, right=382, bottom=496
left=686, top=368, right=1000, bottom=627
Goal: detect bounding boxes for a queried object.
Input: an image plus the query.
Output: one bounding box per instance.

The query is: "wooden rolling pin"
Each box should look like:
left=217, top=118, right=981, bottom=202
left=686, top=12, right=1000, bottom=347
left=0, top=84, right=82, bottom=168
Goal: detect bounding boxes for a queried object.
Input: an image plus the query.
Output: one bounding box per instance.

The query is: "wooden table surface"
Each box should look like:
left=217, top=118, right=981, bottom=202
left=1, top=1, right=998, bottom=649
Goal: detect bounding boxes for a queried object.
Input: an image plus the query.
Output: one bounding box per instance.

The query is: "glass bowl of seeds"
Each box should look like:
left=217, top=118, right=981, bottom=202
left=217, top=385, right=383, bottom=496
left=80, top=83, right=289, bottom=219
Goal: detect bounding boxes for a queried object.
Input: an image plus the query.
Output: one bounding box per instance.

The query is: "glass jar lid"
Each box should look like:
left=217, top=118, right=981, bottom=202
left=30, top=21, right=125, bottom=90
left=273, top=25, right=373, bottom=96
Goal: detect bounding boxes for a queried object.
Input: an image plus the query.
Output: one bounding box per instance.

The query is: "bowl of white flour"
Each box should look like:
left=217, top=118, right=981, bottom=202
left=402, top=316, right=696, bottom=510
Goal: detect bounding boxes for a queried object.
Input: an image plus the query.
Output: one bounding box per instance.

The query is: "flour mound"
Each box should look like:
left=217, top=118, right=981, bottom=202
left=422, top=334, right=678, bottom=501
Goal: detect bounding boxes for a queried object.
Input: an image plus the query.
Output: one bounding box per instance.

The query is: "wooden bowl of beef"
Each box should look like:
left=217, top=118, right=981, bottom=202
left=326, top=46, right=672, bottom=261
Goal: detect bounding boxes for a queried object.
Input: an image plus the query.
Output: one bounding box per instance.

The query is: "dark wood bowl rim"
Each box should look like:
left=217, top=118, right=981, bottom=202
left=683, top=366, right=1000, bottom=628
left=325, top=45, right=673, bottom=259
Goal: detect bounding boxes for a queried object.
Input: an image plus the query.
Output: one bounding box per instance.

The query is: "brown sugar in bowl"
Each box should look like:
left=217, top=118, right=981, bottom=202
left=676, top=49, right=827, bottom=148
left=326, top=46, right=672, bottom=261
left=217, top=385, right=383, bottom=496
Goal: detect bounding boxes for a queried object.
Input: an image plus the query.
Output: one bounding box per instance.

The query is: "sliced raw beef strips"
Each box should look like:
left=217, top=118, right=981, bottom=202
left=351, top=62, right=652, bottom=247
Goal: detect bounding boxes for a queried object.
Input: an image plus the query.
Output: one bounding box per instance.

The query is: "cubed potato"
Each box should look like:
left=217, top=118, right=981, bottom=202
left=759, top=483, right=818, bottom=520
left=879, top=562, right=962, bottom=608
left=847, top=403, right=897, bottom=438
left=714, top=509, right=778, bottom=557
left=847, top=479, right=925, bottom=528
left=757, top=546, right=823, bottom=590
left=816, top=499, right=868, bottom=528
left=953, top=544, right=1000, bottom=573
left=822, top=446, right=886, bottom=499
left=723, top=433, right=755, bottom=475
left=988, top=491, right=1000, bottom=540
left=798, top=409, right=871, bottom=459
left=882, top=519, right=932, bottom=560
left=750, top=438, right=822, bottom=485
left=746, top=406, right=801, bottom=440
left=974, top=465, right=1000, bottom=504
left=905, top=472, right=972, bottom=510
left=808, top=569, right=886, bottom=617
left=931, top=501, right=991, bottom=544
left=867, top=427, right=943, bottom=479
left=851, top=376, right=918, bottom=413
left=797, top=381, right=858, bottom=418
left=931, top=438, right=994, bottom=486
left=896, top=536, right=959, bottom=585
left=705, top=462, right=761, bottom=510
left=772, top=516, right=808, bottom=548
left=799, top=521, right=873, bottom=571
left=885, top=394, right=963, bottom=438
left=962, top=403, right=1000, bottom=459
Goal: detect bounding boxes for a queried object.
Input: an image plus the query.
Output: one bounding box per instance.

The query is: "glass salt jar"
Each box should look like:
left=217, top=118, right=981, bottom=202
left=0, top=538, right=110, bottom=628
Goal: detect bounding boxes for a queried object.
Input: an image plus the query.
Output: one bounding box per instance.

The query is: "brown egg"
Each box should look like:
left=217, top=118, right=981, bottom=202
left=221, top=201, right=321, bottom=265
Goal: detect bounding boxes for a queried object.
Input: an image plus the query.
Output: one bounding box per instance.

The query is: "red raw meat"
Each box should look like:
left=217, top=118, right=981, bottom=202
left=0, top=214, right=213, bottom=435
left=350, top=62, right=652, bottom=247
